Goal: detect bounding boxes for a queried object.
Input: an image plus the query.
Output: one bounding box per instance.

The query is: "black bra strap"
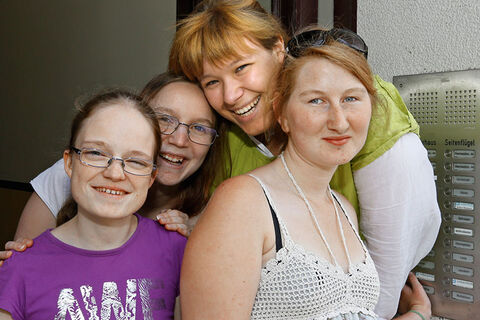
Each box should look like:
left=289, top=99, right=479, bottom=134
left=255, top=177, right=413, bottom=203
left=263, top=190, right=283, bottom=252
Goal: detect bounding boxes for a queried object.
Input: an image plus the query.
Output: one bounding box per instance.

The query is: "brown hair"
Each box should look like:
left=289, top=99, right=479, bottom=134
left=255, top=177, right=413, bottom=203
left=139, top=72, right=228, bottom=216
left=57, top=89, right=162, bottom=226
left=168, top=0, right=287, bottom=80
left=273, top=37, right=378, bottom=138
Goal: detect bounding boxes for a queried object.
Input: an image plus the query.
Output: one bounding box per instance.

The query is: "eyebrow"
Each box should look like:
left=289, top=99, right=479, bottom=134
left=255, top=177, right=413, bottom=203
left=199, top=54, right=252, bottom=81
left=155, top=106, right=215, bottom=126
left=299, top=87, right=367, bottom=97
left=80, top=141, right=153, bottom=159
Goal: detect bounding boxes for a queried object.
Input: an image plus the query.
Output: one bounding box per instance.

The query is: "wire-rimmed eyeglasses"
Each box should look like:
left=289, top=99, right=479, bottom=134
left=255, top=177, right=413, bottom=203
left=157, top=113, right=218, bottom=146
left=71, top=147, right=157, bottom=176
left=286, top=28, right=368, bottom=59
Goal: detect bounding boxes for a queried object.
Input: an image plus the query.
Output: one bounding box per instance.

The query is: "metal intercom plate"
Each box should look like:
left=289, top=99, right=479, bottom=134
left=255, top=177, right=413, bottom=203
left=393, top=69, right=480, bottom=320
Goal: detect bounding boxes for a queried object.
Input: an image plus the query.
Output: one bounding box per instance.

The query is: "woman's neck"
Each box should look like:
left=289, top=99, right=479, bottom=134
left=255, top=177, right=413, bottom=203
left=139, top=182, right=182, bottom=219
left=254, top=124, right=287, bottom=157
left=51, top=212, right=138, bottom=251
left=281, top=145, right=337, bottom=199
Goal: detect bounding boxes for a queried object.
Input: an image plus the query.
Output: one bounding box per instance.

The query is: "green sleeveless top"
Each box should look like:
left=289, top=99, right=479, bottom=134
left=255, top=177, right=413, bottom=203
left=213, top=76, right=419, bottom=215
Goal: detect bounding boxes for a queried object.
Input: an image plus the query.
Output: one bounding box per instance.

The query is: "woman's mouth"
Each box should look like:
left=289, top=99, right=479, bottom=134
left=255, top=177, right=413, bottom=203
left=160, top=153, right=185, bottom=165
left=233, top=96, right=261, bottom=116
left=94, top=187, right=127, bottom=195
left=323, top=136, right=351, bottom=146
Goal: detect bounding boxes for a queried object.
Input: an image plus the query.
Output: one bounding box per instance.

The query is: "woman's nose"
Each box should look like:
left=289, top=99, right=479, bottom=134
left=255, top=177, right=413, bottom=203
left=223, top=78, right=243, bottom=105
left=167, top=124, right=190, bottom=147
left=327, top=104, right=349, bottom=133
left=102, top=159, right=126, bottom=181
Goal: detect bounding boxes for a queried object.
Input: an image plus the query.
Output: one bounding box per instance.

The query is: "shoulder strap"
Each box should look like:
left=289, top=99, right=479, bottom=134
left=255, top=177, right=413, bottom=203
left=248, top=174, right=283, bottom=252
left=330, top=190, right=367, bottom=253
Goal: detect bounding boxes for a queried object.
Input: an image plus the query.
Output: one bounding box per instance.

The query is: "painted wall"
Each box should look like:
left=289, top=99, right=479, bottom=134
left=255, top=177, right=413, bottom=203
left=318, top=0, right=334, bottom=28
left=0, top=0, right=175, bottom=183
left=358, top=0, right=480, bottom=82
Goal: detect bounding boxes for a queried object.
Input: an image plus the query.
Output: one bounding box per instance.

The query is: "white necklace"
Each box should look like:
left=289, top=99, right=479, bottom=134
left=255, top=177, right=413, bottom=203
left=280, top=153, right=352, bottom=268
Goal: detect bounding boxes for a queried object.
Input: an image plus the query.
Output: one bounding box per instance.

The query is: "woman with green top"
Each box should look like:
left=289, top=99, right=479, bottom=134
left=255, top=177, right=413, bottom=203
left=180, top=26, right=431, bottom=320
left=169, top=1, right=439, bottom=318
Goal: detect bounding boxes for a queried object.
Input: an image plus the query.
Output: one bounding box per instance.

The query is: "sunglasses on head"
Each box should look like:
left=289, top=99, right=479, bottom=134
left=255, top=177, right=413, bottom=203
left=286, top=28, right=368, bottom=59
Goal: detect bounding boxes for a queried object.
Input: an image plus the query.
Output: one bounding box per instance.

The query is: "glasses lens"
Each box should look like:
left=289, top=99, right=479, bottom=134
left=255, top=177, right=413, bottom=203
left=188, top=124, right=217, bottom=145
left=157, top=114, right=178, bottom=134
left=81, top=149, right=111, bottom=167
left=124, top=158, right=155, bottom=176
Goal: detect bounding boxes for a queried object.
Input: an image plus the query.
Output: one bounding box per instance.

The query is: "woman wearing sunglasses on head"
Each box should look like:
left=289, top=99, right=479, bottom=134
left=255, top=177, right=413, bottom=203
left=1, top=72, right=225, bottom=262
left=0, top=89, right=187, bottom=319
left=169, top=1, right=439, bottom=319
left=180, top=29, right=431, bottom=320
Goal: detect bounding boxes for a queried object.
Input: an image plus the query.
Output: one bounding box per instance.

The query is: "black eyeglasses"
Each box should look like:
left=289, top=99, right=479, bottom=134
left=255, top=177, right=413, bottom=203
left=71, top=147, right=156, bottom=176
left=286, top=28, right=368, bottom=59
left=157, top=113, right=218, bottom=146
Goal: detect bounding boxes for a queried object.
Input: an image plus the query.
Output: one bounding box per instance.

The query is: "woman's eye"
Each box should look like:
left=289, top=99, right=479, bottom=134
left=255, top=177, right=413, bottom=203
left=159, top=116, right=173, bottom=124
left=191, top=124, right=208, bottom=134
left=235, top=64, right=249, bottom=73
left=203, top=80, right=218, bottom=88
left=309, top=98, right=323, bottom=105
left=344, top=96, right=357, bottom=102
left=126, top=159, right=149, bottom=169
left=87, top=150, right=105, bottom=157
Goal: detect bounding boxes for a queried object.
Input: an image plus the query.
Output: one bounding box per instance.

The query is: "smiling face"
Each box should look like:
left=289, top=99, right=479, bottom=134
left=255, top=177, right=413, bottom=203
left=281, top=57, right=372, bottom=169
left=149, top=81, right=214, bottom=186
left=64, top=103, right=156, bottom=221
left=200, top=40, right=284, bottom=137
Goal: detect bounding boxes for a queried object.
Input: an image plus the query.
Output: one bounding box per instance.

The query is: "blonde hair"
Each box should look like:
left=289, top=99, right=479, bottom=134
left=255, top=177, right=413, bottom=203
left=169, top=0, right=287, bottom=80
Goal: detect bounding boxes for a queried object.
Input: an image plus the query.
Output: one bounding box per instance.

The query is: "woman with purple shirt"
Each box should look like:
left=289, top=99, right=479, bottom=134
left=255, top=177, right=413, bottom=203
left=0, top=90, right=186, bottom=320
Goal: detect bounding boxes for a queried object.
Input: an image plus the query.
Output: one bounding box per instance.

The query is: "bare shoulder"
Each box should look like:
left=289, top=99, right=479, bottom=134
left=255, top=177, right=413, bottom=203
left=332, top=190, right=359, bottom=229
left=190, top=174, right=271, bottom=242
left=203, top=175, right=267, bottom=220
left=181, top=174, right=272, bottom=318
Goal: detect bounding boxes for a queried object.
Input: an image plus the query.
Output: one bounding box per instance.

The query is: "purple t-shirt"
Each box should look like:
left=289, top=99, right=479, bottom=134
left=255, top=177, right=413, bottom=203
left=0, top=214, right=186, bottom=320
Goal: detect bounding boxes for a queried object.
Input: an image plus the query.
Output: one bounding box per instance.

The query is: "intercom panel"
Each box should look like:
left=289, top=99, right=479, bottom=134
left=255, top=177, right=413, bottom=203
left=393, top=69, right=480, bottom=320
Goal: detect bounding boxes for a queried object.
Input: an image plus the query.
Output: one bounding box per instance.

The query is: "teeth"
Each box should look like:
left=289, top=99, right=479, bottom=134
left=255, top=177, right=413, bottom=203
left=96, top=187, right=125, bottom=195
left=161, top=153, right=184, bottom=164
left=234, top=96, right=260, bottom=116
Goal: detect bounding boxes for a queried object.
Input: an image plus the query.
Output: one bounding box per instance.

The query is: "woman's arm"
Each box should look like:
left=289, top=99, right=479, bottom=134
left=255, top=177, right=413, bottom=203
left=14, top=192, right=56, bottom=240
left=396, top=273, right=432, bottom=320
left=354, top=133, right=440, bottom=319
left=180, top=176, right=270, bottom=319
left=0, top=309, right=13, bottom=320
left=0, top=192, right=54, bottom=266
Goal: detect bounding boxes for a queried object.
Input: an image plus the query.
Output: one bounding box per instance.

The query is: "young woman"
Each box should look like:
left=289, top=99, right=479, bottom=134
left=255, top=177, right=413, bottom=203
left=169, top=1, right=440, bottom=318
left=0, top=72, right=224, bottom=264
left=180, top=33, right=431, bottom=320
left=0, top=90, right=187, bottom=319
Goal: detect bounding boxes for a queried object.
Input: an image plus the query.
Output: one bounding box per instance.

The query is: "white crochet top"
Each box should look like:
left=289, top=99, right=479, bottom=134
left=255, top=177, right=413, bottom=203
left=249, top=174, right=380, bottom=320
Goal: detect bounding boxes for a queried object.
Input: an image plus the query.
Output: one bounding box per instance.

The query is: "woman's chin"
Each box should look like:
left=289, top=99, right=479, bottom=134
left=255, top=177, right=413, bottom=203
left=156, top=176, right=183, bottom=187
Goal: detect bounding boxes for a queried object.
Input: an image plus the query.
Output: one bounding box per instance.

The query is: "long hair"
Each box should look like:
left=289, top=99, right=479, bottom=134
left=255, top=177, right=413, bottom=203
left=140, top=72, right=228, bottom=216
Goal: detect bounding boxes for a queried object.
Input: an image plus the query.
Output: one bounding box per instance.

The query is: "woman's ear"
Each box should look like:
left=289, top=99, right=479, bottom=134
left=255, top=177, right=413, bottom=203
left=273, top=94, right=289, bottom=134
left=149, top=169, right=158, bottom=188
left=273, top=37, right=285, bottom=64
left=63, top=149, right=73, bottom=178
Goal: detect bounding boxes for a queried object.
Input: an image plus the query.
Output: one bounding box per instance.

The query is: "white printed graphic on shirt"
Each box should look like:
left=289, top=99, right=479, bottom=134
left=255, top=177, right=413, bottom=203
left=81, top=285, right=99, bottom=320
left=138, top=279, right=153, bottom=319
left=55, top=278, right=155, bottom=320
